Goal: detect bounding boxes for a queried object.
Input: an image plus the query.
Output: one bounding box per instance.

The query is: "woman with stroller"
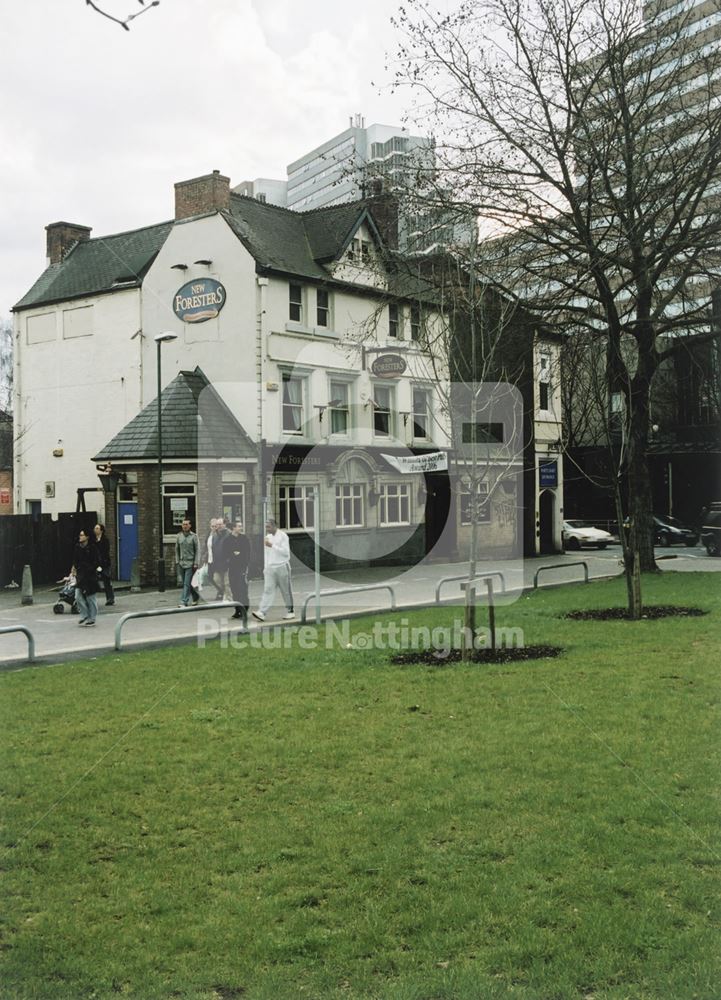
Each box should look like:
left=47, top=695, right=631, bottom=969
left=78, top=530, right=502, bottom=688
left=93, top=523, right=115, bottom=606
left=70, top=529, right=102, bottom=627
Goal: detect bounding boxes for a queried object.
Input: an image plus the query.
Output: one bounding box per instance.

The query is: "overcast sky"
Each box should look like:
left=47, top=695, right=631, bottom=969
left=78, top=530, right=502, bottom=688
left=0, top=0, right=423, bottom=317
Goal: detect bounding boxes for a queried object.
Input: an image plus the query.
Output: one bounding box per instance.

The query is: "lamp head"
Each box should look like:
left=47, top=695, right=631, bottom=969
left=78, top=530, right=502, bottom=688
left=154, top=332, right=178, bottom=344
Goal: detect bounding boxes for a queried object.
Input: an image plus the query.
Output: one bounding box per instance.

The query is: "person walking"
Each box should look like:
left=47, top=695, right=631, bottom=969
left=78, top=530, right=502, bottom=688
left=204, top=518, right=218, bottom=595
left=93, top=523, right=115, bottom=606
left=225, top=520, right=251, bottom=631
left=175, top=518, right=200, bottom=607
left=213, top=517, right=232, bottom=601
left=70, top=528, right=101, bottom=626
left=252, top=518, right=294, bottom=621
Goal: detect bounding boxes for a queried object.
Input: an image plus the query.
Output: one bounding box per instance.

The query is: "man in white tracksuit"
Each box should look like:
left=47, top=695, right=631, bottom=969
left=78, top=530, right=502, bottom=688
left=252, top=519, right=295, bottom=621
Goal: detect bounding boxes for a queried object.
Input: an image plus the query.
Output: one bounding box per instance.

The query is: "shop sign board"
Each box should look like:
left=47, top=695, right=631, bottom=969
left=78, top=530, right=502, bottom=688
left=371, top=353, right=406, bottom=378
left=173, top=278, right=226, bottom=323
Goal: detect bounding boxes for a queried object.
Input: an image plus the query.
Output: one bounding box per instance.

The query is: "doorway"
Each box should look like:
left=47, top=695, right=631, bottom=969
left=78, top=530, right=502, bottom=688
left=118, top=501, right=139, bottom=580
left=539, top=489, right=556, bottom=554
left=424, top=472, right=454, bottom=559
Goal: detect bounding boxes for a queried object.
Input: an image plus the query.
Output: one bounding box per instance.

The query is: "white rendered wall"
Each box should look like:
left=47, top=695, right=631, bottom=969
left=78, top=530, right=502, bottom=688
left=14, top=287, right=142, bottom=517
left=140, top=214, right=260, bottom=446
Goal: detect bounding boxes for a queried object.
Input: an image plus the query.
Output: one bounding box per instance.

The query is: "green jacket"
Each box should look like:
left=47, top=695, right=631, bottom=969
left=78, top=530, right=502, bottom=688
left=175, top=530, right=199, bottom=569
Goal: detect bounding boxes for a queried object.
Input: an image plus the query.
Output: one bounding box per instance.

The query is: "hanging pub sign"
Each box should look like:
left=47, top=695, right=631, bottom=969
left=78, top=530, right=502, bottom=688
left=539, top=460, right=558, bottom=488
left=173, top=278, right=226, bottom=323
left=371, top=353, right=407, bottom=378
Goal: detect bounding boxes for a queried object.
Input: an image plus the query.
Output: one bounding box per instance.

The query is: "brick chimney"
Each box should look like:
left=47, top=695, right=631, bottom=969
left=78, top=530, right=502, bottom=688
left=174, top=170, right=231, bottom=220
left=46, top=222, right=92, bottom=265
left=366, top=193, right=399, bottom=250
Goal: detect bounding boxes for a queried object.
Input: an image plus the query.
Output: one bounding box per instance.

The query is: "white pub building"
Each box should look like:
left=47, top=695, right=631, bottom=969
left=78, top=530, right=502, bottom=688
left=12, top=170, right=563, bottom=582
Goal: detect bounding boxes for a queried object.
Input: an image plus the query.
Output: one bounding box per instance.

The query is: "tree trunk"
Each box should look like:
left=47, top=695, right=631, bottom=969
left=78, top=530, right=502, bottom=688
left=614, top=482, right=643, bottom=619
left=462, top=584, right=476, bottom=661
left=627, top=352, right=658, bottom=574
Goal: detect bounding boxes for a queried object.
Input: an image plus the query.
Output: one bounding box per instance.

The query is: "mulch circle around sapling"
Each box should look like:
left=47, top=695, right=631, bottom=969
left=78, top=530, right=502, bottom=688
left=391, top=645, right=563, bottom=666
left=564, top=605, right=707, bottom=621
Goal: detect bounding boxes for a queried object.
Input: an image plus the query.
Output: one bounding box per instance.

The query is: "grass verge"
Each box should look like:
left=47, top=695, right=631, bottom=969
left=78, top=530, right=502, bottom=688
left=1, top=572, right=720, bottom=999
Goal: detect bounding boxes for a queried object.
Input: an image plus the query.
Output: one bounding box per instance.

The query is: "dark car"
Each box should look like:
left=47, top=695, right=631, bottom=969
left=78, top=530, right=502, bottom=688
left=653, top=515, right=699, bottom=548
left=700, top=503, right=721, bottom=556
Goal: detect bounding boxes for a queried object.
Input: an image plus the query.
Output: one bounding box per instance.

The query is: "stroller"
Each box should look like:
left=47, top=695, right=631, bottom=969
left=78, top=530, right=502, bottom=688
left=53, top=575, right=79, bottom=615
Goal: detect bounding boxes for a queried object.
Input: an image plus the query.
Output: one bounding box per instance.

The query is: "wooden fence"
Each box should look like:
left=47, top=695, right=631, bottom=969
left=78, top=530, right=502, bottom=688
left=0, top=511, right=98, bottom=588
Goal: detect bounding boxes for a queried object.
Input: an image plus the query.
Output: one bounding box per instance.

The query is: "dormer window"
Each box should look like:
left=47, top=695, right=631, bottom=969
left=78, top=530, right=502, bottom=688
left=347, top=238, right=371, bottom=263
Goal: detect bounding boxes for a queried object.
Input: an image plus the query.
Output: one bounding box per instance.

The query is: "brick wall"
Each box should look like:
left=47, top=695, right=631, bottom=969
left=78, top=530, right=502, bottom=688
left=174, top=171, right=230, bottom=221
left=0, top=470, right=13, bottom=515
left=45, top=222, right=92, bottom=264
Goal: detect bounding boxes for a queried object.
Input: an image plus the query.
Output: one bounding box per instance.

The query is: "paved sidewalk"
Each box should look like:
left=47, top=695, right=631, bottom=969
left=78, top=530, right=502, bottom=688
left=0, top=544, right=717, bottom=667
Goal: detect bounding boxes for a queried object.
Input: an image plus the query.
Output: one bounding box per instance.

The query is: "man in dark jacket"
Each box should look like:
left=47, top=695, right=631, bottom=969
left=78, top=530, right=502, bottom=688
left=71, top=529, right=101, bottom=626
left=224, top=521, right=251, bottom=631
left=213, top=518, right=232, bottom=600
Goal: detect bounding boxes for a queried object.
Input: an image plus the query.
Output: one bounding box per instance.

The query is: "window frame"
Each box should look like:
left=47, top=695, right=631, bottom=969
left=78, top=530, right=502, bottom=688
left=335, top=483, right=365, bottom=528
left=460, top=482, right=491, bottom=526
left=373, top=383, right=395, bottom=438
left=162, top=483, right=197, bottom=538
left=379, top=482, right=411, bottom=527
left=538, top=353, right=551, bottom=411
left=410, top=303, right=422, bottom=342
left=281, top=370, right=307, bottom=436
left=411, top=386, right=431, bottom=440
left=289, top=283, right=303, bottom=323
left=389, top=302, right=400, bottom=339
left=328, top=378, right=351, bottom=436
left=317, top=288, right=330, bottom=328
left=277, top=483, right=317, bottom=533
left=222, top=482, right=246, bottom=527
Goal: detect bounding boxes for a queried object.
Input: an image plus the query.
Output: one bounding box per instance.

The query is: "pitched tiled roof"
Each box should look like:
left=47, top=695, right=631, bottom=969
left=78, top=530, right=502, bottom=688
left=13, top=221, right=173, bottom=311
left=223, top=194, right=380, bottom=280
left=14, top=195, right=384, bottom=311
left=92, top=367, right=256, bottom=462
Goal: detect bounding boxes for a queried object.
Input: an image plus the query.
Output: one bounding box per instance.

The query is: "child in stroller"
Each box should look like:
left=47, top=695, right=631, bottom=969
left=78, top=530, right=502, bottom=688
left=53, top=574, right=79, bottom=615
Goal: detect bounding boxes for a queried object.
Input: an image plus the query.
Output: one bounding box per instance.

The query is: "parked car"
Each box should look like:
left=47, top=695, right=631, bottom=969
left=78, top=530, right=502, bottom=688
left=653, top=515, right=699, bottom=548
left=700, top=503, right=721, bottom=556
left=562, top=520, right=613, bottom=550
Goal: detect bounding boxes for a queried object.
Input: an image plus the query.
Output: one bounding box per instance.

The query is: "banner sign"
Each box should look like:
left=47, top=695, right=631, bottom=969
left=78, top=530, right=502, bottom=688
left=371, top=353, right=407, bottom=378
left=173, top=278, right=226, bottom=323
left=381, top=451, right=448, bottom=474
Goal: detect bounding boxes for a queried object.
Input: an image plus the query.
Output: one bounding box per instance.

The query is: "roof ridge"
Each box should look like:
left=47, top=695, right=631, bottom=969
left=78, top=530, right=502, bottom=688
left=298, top=198, right=367, bottom=218
left=82, top=219, right=174, bottom=244
left=229, top=191, right=300, bottom=218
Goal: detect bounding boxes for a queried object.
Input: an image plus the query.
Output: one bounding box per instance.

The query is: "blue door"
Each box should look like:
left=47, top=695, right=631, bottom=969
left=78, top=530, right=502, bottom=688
left=118, top=502, right=139, bottom=580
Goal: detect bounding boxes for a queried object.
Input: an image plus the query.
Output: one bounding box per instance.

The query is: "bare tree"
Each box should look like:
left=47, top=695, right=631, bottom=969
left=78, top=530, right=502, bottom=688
left=0, top=316, right=12, bottom=414
left=346, top=221, right=531, bottom=656
left=85, top=0, right=160, bottom=31
left=391, top=0, right=721, bottom=615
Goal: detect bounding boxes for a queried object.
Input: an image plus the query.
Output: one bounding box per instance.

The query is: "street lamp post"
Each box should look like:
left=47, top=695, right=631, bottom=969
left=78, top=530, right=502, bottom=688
left=155, top=332, right=178, bottom=592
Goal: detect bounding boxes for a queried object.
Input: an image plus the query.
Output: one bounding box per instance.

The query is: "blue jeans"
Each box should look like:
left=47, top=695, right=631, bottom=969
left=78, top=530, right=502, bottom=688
left=75, top=588, right=98, bottom=623
left=180, top=566, right=199, bottom=606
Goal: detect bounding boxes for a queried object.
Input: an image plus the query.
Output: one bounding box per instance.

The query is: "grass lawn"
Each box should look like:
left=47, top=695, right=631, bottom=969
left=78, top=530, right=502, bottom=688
left=1, top=572, right=720, bottom=999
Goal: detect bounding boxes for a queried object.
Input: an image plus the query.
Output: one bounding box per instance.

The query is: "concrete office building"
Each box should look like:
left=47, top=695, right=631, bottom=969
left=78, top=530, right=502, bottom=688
left=285, top=115, right=435, bottom=212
